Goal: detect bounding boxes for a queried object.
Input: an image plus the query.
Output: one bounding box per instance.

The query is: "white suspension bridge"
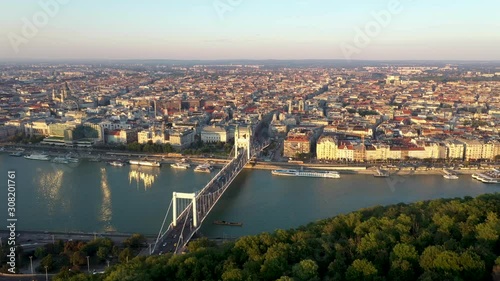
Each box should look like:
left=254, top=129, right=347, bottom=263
left=152, top=124, right=270, bottom=254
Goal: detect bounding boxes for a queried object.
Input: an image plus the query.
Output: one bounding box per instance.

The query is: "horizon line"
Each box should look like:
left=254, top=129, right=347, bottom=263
left=1, top=58, right=500, bottom=63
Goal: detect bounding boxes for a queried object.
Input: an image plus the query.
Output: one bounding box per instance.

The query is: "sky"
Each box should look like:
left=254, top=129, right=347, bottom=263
left=0, top=0, right=499, bottom=61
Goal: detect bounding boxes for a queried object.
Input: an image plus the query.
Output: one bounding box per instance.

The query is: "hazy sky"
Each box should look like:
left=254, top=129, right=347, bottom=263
left=0, top=0, right=499, bottom=60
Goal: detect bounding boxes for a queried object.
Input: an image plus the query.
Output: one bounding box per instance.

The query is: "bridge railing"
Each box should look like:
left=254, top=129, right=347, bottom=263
left=173, top=152, right=242, bottom=228
left=196, top=151, right=249, bottom=226
left=196, top=156, right=239, bottom=200
left=165, top=139, right=271, bottom=253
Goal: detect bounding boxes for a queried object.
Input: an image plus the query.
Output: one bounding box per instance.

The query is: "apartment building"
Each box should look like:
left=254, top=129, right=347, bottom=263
left=461, top=139, right=483, bottom=161
left=316, top=135, right=337, bottom=160
left=169, top=128, right=195, bottom=149
left=283, top=135, right=311, bottom=158
left=445, top=140, right=465, bottom=160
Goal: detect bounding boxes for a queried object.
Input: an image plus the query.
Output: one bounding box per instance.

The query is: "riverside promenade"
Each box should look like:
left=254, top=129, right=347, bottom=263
left=2, top=143, right=496, bottom=176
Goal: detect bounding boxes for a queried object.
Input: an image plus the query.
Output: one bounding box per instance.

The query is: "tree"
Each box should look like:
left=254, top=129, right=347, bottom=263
left=39, top=254, right=55, bottom=272
left=276, top=277, right=295, bottom=281
left=123, top=234, right=146, bottom=248
left=34, top=247, right=47, bottom=259
left=389, top=259, right=414, bottom=281
left=292, top=259, right=320, bottom=281
left=97, top=247, right=109, bottom=262
left=391, top=243, right=418, bottom=263
left=475, top=212, right=500, bottom=242
left=460, top=250, right=485, bottom=280
left=119, top=248, right=132, bottom=263
left=54, top=194, right=500, bottom=280
left=187, top=237, right=217, bottom=253
left=73, top=125, right=98, bottom=140
left=222, top=268, right=244, bottom=281
left=70, top=251, right=85, bottom=266
left=419, top=246, right=443, bottom=271
left=163, top=143, right=174, bottom=153
left=345, top=259, right=378, bottom=281
left=260, top=243, right=291, bottom=280
left=432, top=250, right=461, bottom=276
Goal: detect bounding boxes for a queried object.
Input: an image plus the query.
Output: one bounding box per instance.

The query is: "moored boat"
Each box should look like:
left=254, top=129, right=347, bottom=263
left=9, top=151, right=23, bottom=157
left=65, top=156, right=79, bottom=163
left=443, top=174, right=459, bottom=180
left=213, top=220, right=243, bottom=226
left=472, top=169, right=500, bottom=184
left=171, top=162, right=191, bottom=169
left=52, top=157, right=69, bottom=164
left=443, top=169, right=459, bottom=179
left=109, top=161, right=125, bottom=167
left=24, top=153, right=50, bottom=161
left=271, top=169, right=340, bottom=179
left=129, top=159, right=161, bottom=167
left=194, top=163, right=213, bottom=173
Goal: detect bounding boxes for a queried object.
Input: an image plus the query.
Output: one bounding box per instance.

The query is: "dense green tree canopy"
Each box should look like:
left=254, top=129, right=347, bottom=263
left=39, top=194, right=500, bottom=280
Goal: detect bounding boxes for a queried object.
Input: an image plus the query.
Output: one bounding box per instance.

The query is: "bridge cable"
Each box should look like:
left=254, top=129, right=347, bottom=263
left=175, top=205, right=191, bottom=253
left=152, top=197, right=173, bottom=253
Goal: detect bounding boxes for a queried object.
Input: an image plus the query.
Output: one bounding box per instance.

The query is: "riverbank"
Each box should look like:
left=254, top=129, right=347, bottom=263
left=2, top=144, right=497, bottom=177
left=244, top=162, right=492, bottom=176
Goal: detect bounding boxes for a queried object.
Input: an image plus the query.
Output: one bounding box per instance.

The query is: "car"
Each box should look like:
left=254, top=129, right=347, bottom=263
left=159, top=251, right=163, bottom=255
left=162, top=242, right=167, bottom=247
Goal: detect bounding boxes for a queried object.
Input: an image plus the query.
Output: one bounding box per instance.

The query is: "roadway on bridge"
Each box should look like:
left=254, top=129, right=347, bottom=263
left=153, top=151, right=247, bottom=255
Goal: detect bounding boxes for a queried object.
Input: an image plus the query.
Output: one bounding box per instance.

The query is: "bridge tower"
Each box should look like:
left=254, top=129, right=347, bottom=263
left=234, top=125, right=252, bottom=160
left=172, top=192, right=197, bottom=227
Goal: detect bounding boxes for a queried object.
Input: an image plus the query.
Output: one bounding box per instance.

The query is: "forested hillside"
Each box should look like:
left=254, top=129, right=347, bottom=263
left=56, top=193, right=500, bottom=281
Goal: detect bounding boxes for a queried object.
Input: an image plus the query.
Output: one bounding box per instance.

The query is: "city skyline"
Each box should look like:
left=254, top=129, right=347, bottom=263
left=1, top=0, right=499, bottom=61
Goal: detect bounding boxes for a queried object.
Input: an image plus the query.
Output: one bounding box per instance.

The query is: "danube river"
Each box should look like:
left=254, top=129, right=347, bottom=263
left=0, top=154, right=496, bottom=238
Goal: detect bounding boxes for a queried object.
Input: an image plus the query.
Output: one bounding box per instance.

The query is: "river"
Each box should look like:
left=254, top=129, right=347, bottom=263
left=0, top=154, right=495, bottom=239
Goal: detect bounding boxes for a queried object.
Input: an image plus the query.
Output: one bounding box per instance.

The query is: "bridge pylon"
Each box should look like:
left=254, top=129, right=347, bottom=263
left=234, top=124, right=252, bottom=160
left=172, top=192, right=197, bottom=227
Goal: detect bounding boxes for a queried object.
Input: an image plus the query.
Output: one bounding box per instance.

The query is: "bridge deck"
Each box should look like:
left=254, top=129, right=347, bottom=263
left=153, top=141, right=269, bottom=255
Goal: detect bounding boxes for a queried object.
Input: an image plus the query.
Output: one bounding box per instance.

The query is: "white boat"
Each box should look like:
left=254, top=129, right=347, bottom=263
left=171, top=162, right=191, bottom=169
left=129, top=159, right=161, bottom=167
left=443, top=169, right=459, bottom=179
left=472, top=173, right=481, bottom=180
left=194, top=163, right=213, bottom=173
left=472, top=170, right=500, bottom=184
left=24, top=154, right=51, bottom=161
left=443, top=174, right=459, bottom=180
left=109, top=161, right=124, bottom=167
left=9, top=151, right=23, bottom=157
left=271, top=169, right=340, bottom=179
left=65, top=157, right=79, bottom=163
left=52, top=157, right=69, bottom=164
